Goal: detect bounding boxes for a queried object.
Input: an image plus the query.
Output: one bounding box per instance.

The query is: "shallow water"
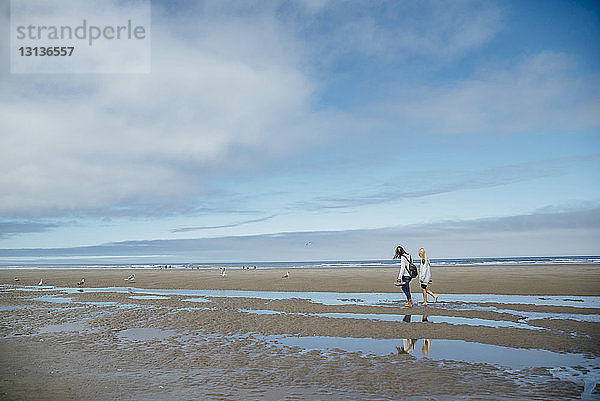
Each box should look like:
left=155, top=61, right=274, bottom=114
left=38, top=321, right=87, bottom=334
left=262, top=334, right=600, bottom=395
left=129, top=295, right=170, bottom=300
left=442, top=303, right=600, bottom=323
left=4, top=284, right=600, bottom=400
left=11, top=285, right=599, bottom=308
left=238, top=309, right=542, bottom=330
left=116, top=327, right=177, bottom=341
left=0, top=305, right=27, bottom=311
left=32, top=295, right=72, bottom=304
left=263, top=335, right=597, bottom=368
left=181, top=297, right=211, bottom=303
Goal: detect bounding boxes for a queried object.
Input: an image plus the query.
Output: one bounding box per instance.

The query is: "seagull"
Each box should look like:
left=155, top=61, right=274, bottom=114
left=37, top=279, right=43, bottom=286
left=125, top=274, right=135, bottom=282
left=282, top=271, right=289, bottom=278
left=77, top=278, right=85, bottom=286
left=220, top=267, right=227, bottom=277
left=305, top=241, right=312, bottom=247
left=14, top=277, right=19, bottom=282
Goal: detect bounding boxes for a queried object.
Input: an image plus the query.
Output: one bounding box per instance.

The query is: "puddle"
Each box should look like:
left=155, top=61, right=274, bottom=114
left=32, top=295, right=73, bottom=304
left=261, top=334, right=600, bottom=399
left=76, top=301, right=124, bottom=307
left=0, top=305, right=28, bottom=311
left=129, top=295, right=170, bottom=300
left=443, top=303, right=600, bottom=323
left=116, top=327, right=177, bottom=341
left=239, top=309, right=285, bottom=316
left=313, top=312, right=540, bottom=330
left=175, top=306, right=217, bottom=312
left=265, top=334, right=599, bottom=369
left=182, top=298, right=211, bottom=303
left=38, top=321, right=86, bottom=334
left=238, top=309, right=541, bottom=330
left=11, top=285, right=600, bottom=309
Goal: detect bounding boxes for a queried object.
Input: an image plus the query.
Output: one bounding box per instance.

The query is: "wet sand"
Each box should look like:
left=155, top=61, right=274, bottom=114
left=2, top=263, right=600, bottom=294
left=1, top=264, right=599, bottom=400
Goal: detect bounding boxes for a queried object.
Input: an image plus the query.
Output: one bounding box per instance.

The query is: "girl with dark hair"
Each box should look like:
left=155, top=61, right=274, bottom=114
left=393, top=245, right=413, bottom=307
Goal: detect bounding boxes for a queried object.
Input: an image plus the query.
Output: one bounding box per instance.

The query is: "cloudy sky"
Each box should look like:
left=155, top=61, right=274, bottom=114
left=1, top=0, right=599, bottom=263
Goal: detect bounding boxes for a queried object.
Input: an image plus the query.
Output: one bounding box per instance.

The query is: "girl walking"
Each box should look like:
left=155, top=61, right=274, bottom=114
left=393, top=245, right=414, bottom=307
left=418, top=247, right=438, bottom=305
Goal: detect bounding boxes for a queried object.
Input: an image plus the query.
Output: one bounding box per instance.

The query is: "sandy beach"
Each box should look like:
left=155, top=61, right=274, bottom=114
left=1, top=264, right=599, bottom=400
left=2, top=264, right=600, bottom=294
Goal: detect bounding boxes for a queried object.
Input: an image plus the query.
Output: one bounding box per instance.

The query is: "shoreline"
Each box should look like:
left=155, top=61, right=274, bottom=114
left=2, top=263, right=599, bottom=295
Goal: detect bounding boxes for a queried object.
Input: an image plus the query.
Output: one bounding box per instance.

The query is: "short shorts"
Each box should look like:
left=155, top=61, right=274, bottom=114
left=420, top=283, right=428, bottom=289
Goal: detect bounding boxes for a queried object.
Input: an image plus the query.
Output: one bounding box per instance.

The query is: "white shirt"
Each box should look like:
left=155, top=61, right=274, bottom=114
left=397, top=253, right=413, bottom=279
left=419, top=258, right=431, bottom=284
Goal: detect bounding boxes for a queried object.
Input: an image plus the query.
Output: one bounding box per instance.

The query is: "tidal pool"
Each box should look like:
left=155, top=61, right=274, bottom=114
left=238, top=309, right=541, bottom=330
left=115, top=327, right=177, bottom=341
left=262, top=334, right=599, bottom=396
left=11, top=285, right=600, bottom=309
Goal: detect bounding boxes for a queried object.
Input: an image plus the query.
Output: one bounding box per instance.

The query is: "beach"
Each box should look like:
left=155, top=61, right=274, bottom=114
left=1, top=264, right=599, bottom=400
left=2, top=264, right=600, bottom=294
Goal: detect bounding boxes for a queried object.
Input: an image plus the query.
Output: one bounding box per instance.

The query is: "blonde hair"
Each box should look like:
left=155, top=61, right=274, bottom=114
left=418, top=248, right=429, bottom=263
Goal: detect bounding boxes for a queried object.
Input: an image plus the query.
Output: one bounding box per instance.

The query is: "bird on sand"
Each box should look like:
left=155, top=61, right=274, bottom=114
left=220, top=267, right=227, bottom=277
left=77, top=278, right=85, bottom=286
left=14, top=277, right=19, bottom=282
left=37, top=279, right=43, bottom=286
left=125, top=274, right=135, bottom=282
left=282, top=271, right=289, bottom=278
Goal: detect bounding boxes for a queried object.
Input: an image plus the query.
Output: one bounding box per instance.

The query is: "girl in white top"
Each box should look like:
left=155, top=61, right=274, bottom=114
left=393, top=245, right=413, bottom=307
left=418, top=248, right=438, bottom=305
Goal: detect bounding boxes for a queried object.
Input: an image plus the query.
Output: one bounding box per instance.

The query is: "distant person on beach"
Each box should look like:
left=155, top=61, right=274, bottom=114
left=418, top=248, right=438, bottom=305
left=393, top=245, right=414, bottom=307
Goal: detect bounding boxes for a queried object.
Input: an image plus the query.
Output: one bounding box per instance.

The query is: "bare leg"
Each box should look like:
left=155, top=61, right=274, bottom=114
left=421, top=287, right=428, bottom=305
left=427, top=289, right=438, bottom=303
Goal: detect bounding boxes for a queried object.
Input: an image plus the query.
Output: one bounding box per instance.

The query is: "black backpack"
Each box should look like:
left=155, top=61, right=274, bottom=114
left=403, top=254, right=418, bottom=278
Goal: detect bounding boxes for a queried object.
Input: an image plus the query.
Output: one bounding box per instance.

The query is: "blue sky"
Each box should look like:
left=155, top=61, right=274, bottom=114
left=0, top=0, right=599, bottom=263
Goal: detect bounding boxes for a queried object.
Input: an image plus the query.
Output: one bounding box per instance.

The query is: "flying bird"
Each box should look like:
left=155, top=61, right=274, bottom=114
left=14, top=277, right=19, bottom=282
left=305, top=241, right=312, bottom=247
left=77, top=278, right=85, bottom=286
left=282, top=271, right=289, bottom=278
left=220, top=267, right=227, bottom=277
left=125, top=274, right=135, bottom=282
left=37, top=279, right=43, bottom=286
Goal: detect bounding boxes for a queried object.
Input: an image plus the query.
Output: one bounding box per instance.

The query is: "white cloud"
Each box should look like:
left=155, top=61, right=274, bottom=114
left=0, top=2, right=321, bottom=217
left=375, top=52, right=600, bottom=135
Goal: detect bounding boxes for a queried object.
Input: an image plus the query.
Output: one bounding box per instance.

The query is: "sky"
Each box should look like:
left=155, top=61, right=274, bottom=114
left=0, top=0, right=599, bottom=263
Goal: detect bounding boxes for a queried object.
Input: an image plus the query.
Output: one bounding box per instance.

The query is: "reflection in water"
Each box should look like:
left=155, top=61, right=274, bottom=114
left=402, top=314, right=429, bottom=323
left=396, top=339, right=417, bottom=354
left=422, top=339, right=431, bottom=355
left=396, top=338, right=432, bottom=355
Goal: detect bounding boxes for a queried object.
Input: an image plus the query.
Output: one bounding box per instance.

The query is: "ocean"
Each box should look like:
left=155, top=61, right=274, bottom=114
left=0, top=255, right=598, bottom=269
